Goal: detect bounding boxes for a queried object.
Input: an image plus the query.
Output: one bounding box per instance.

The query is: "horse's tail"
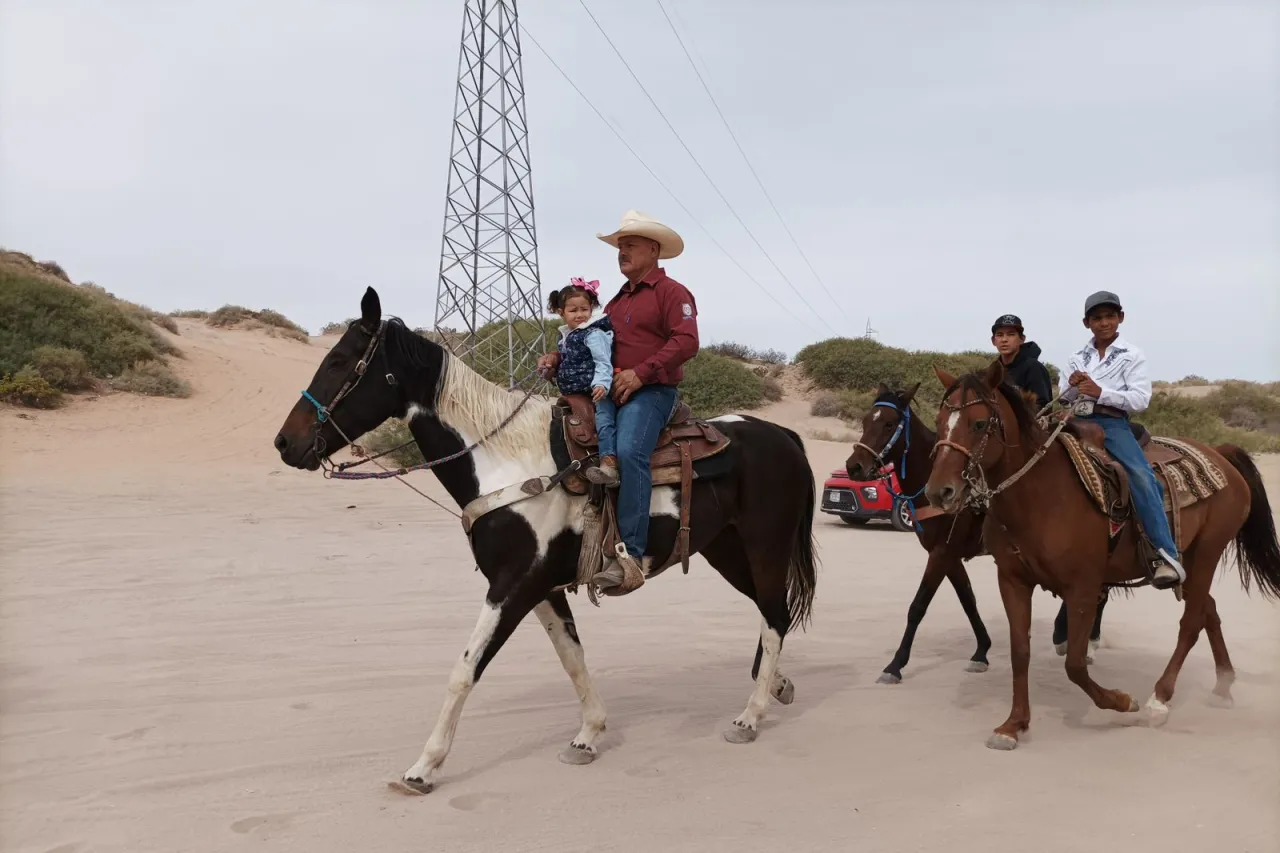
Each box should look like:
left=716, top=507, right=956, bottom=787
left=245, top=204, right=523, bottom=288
left=780, top=426, right=819, bottom=632
left=1218, top=444, right=1280, bottom=600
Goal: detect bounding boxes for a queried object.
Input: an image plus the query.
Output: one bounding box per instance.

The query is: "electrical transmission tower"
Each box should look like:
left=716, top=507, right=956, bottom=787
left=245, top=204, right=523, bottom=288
left=433, top=0, right=545, bottom=386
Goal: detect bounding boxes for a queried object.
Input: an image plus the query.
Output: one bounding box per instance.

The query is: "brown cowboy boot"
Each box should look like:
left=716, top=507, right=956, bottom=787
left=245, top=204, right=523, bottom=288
left=592, top=543, right=645, bottom=595
left=584, top=455, right=619, bottom=487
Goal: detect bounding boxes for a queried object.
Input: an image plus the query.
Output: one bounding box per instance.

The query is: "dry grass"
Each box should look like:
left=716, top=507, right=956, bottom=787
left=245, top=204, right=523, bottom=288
left=0, top=368, right=64, bottom=408
left=206, top=306, right=310, bottom=343
left=111, top=361, right=192, bottom=398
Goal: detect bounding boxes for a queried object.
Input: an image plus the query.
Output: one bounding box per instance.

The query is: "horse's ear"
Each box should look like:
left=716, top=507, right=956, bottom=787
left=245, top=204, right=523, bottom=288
left=903, top=382, right=920, bottom=403
left=360, top=287, right=381, bottom=332
left=877, top=382, right=890, bottom=396
left=984, top=359, right=1006, bottom=389
left=934, top=366, right=957, bottom=390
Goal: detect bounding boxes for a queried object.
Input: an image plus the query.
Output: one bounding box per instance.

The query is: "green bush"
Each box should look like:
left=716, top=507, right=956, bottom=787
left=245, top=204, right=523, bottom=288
left=29, top=346, right=93, bottom=391
left=0, top=265, right=179, bottom=378
left=208, top=305, right=311, bottom=343
left=795, top=337, right=994, bottom=410
left=1201, top=382, right=1280, bottom=434
left=0, top=367, right=64, bottom=408
left=170, top=309, right=210, bottom=319
left=111, top=361, right=192, bottom=398
left=1134, top=392, right=1280, bottom=453
left=678, top=351, right=769, bottom=417
left=357, top=419, right=424, bottom=467
left=704, top=341, right=788, bottom=364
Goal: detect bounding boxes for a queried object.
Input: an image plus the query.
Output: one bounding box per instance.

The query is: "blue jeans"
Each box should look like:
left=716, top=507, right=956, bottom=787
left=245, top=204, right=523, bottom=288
left=594, top=384, right=679, bottom=559
left=1088, top=415, right=1179, bottom=557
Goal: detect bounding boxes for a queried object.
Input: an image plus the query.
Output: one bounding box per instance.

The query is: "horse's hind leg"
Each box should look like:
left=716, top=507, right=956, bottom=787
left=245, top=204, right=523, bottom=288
left=1202, top=594, right=1236, bottom=708
left=534, top=592, right=607, bottom=765
left=1061, top=589, right=1139, bottom=715
left=725, top=539, right=793, bottom=744
left=393, top=593, right=538, bottom=795
left=1148, top=541, right=1220, bottom=725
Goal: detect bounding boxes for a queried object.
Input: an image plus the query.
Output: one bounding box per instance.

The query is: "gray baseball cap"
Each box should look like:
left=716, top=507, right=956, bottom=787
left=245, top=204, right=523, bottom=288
left=1084, top=290, right=1123, bottom=316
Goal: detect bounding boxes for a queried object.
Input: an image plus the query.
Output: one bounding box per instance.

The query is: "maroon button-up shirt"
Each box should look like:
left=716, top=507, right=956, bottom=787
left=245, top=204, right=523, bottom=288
left=603, top=266, right=700, bottom=386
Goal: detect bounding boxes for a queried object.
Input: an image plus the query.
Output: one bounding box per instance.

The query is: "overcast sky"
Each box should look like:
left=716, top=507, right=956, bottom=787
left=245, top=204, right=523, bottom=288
left=2, top=1, right=1277, bottom=380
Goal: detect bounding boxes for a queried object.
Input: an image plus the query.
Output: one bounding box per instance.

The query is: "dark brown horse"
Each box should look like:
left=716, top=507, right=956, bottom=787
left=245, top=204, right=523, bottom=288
left=925, top=362, right=1280, bottom=749
left=845, top=384, right=1106, bottom=684
left=273, top=287, right=819, bottom=793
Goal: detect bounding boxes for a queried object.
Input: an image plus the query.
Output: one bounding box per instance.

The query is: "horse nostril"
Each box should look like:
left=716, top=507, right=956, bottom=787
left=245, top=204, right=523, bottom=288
left=939, top=485, right=956, bottom=505
left=274, top=433, right=289, bottom=453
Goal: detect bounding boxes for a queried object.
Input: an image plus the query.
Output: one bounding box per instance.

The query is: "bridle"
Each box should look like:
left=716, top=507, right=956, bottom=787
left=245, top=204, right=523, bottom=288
left=299, top=320, right=396, bottom=467
left=853, top=400, right=924, bottom=530
left=930, top=383, right=1068, bottom=512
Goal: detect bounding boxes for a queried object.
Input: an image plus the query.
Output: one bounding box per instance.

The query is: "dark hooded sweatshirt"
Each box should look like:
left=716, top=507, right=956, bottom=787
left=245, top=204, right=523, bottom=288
left=1004, top=341, right=1054, bottom=410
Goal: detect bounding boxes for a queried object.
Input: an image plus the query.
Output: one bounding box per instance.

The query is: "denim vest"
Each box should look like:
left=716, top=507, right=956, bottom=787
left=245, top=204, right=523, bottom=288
left=557, top=315, right=614, bottom=395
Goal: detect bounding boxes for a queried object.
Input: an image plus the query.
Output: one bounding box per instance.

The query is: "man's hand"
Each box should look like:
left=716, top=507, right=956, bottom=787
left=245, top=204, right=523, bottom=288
left=591, top=385, right=607, bottom=403
left=1068, top=370, right=1088, bottom=386
left=612, top=369, right=642, bottom=404
left=536, top=352, right=560, bottom=378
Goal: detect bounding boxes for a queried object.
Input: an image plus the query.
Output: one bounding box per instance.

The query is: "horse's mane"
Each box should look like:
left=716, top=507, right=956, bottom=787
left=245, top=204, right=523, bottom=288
left=948, top=372, right=1045, bottom=444
left=383, top=320, right=552, bottom=462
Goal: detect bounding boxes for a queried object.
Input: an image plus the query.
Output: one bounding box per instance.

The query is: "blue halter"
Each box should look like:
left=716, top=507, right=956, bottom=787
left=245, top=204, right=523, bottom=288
left=872, top=400, right=925, bottom=533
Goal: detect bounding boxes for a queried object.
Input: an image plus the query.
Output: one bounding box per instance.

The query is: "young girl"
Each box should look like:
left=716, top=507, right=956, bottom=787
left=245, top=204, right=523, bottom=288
left=548, top=277, right=619, bottom=485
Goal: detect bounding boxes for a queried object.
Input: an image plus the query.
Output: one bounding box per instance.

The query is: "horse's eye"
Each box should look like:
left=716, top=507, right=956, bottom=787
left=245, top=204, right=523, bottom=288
left=974, top=419, right=988, bottom=431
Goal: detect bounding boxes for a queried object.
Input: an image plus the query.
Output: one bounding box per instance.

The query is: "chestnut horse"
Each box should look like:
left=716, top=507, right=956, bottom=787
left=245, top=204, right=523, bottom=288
left=845, top=383, right=1106, bottom=684
left=925, top=361, right=1280, bottom=750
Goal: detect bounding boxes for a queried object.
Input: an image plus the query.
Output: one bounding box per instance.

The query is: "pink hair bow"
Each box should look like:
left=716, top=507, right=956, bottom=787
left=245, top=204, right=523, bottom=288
left=570, top=276, right=599, bottom=295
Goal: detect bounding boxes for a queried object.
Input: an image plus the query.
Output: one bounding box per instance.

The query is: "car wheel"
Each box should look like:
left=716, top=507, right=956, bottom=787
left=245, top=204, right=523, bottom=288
left=891, top=501, right=915, bottom=532
left=842, top=516, right=869, bottom=526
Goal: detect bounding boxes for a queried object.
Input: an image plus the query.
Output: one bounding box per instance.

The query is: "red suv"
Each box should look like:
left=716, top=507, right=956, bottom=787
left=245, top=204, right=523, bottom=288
left=820, top=467, right=916, bottom=532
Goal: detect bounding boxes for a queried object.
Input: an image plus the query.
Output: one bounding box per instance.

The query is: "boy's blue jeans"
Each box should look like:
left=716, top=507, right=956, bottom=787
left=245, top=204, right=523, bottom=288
left=594, top=384, right=680, bottom=559
left=1084, top=415, right=1179, bottom=558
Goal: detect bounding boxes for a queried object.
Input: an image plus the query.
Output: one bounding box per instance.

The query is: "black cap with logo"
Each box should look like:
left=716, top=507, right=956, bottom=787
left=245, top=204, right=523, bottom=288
left=991, top=314, right=1024, bottom=335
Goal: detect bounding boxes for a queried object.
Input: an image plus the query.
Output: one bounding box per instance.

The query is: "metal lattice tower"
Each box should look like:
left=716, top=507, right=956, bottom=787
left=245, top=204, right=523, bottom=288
left=433, top=0, right=545, bottom=387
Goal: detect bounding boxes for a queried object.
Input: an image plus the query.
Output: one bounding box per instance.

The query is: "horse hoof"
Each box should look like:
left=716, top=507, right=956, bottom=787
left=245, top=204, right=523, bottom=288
left=559, top=743, right=597, bottom=765
left=1054, top=642, right=1068, bottom=657
left=772, top=679, right=796, bottom=705
left=986, top=733, right=1018, bottom=751
left=876, top=672, right=902, bottom=685
left=388, top=777, right=434, bottom=796
left=965, top=661, right=989, bottom=674
left=1145, top=695, right=1170, bottom=727
left=723, top=723, right=758, bottom=744
left=1207, top=692, right=1234, bottom=710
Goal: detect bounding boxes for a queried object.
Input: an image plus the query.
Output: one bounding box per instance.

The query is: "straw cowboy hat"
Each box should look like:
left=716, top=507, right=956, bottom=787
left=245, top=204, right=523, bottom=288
left=596, top=210, right=684, bottom=260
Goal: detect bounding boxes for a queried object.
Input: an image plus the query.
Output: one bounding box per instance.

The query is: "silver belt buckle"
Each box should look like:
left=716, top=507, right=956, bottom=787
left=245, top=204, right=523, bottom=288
left=1072, top=400, right=1096, bottom=417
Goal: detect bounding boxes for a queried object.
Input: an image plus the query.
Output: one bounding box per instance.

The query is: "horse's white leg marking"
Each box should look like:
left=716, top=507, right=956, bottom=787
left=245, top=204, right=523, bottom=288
left=400, top=601, right=501, bottom=790
left=533, top=601, right=607, bottom=763
left=726, top=619, right=782, bottom=743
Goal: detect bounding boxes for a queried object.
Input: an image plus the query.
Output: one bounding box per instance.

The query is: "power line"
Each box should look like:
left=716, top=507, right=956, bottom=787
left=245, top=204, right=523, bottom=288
left=655, top=0, right=852, bottom=326
left=518, top=23, right=821, bottom=337
left=574, top=0, right=839, bottom=336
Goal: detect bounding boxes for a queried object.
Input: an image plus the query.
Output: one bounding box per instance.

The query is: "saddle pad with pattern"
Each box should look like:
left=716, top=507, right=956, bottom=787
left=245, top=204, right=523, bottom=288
left=1058, top=433, right=1228, bottom=519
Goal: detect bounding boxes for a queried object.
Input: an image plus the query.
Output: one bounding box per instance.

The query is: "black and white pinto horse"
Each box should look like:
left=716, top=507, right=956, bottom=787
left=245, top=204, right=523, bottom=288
left=273, top=288, right=819, bottom=794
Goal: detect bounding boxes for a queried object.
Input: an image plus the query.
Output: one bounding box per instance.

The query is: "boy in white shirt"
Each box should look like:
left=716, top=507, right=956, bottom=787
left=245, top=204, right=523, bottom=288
left=1059, top=291, right=1185, bottom=590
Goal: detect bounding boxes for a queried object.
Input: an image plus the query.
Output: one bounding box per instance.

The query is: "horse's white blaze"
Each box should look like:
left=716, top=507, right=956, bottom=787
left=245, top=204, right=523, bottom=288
left=734, top=619, right=783, bottom=731
left=935, top=410, right=961, bottom=461
left=871, top=409, right=883, bottom=422
left=709, top=414, right=746, bottom=423
left=534, top=601, right=606, bottom=751
left=403, top=601, right=502, bottom=785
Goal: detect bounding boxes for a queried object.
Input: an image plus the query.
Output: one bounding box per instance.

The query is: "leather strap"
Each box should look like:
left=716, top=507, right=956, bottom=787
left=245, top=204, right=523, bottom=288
left=679, top=441, right=693, bottom=574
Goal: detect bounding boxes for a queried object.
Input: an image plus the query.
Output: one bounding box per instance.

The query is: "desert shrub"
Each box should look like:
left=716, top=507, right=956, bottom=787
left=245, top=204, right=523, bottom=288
left=760, top=376, right=783, bottom=402
left=0, top=264, right=178, bottom=378
left=795, top=337, right=993, bottom=410
left=1133, top=392, right=1279, bottom=453
left=171, top=309, right=210, bottom=319
left=704, top=341, right=788, bottom=364
left=111, top=361, right=192, bottom=398
left=28, top=346, right=94, bottom=391
left=466, top=317, right=561, bottom=386
left=320, top=319, right=353, bottom=335
left=357, top=419, right=424, bottom=467
left=1175, top=374, right=1211, bottom=386
left=678, top=352, right=769, bottom=417
left=208, top=305, right=310, bottom=343
left=810, top=392, right=843, bottom=418
left=1201, top=382, right=1280, bottom=434
left=0, top=368, right=64, bottom=408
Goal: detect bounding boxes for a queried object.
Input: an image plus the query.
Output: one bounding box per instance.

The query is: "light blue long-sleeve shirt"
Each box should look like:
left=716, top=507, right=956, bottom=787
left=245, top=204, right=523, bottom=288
left=583, top=326, right=614, bottom=391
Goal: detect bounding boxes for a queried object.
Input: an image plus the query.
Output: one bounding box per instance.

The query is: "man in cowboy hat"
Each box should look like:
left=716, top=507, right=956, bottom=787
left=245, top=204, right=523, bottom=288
left=538, top=210, right=700, bottom=595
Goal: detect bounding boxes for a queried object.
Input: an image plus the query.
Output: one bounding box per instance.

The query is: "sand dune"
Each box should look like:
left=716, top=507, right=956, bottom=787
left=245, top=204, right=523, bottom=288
left=2, top=324, right=1277, bottom=853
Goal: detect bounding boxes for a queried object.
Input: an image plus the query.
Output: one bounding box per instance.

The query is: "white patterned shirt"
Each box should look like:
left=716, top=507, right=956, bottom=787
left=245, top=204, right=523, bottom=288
left=1058, top=335, right=1152, bottom=414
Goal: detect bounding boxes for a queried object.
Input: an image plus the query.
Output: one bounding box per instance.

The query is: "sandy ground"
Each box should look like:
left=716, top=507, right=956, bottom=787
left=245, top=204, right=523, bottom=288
left=2, top=323, right=1278, bottom=853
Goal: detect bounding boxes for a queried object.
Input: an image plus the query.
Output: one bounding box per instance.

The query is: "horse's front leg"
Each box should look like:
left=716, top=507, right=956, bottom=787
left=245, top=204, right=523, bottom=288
left=535, top=592, right=607, bottom=765
left=392, top=595, right=531, bottom=795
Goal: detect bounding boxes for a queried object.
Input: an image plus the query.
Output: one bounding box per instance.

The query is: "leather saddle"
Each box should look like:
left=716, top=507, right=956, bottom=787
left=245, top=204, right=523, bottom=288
left=1062, top=419, right=1183, bottom=466
left=554, top=393, right=731, bottom=493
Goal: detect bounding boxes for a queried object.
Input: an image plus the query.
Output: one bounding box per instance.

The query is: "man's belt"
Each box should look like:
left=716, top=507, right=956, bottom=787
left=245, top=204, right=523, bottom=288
left=1071, top=399, right=1129, bottom=420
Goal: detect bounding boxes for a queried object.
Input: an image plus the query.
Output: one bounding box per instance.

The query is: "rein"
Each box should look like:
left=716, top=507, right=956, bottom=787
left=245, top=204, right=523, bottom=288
left=858, top=401, right=926, bottom=532
left=933, top=386, right=1068, bottom=512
